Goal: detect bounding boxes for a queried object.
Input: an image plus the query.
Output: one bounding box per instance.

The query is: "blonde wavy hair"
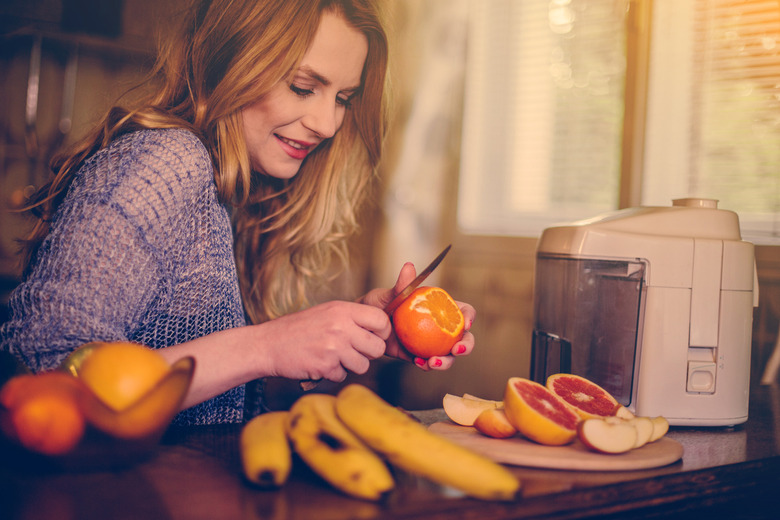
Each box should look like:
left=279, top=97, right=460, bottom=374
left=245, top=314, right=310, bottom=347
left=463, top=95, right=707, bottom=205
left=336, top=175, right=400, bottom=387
left=20, top=0, right=389, bottom=324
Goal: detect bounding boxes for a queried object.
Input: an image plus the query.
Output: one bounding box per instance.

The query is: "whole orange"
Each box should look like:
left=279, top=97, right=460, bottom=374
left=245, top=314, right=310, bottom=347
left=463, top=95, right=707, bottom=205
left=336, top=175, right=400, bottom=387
left=0, top=371, right=87, bottom=455
left=392, top=286, right=465, bottom=358
left=78, top=342, right=170, bottom=411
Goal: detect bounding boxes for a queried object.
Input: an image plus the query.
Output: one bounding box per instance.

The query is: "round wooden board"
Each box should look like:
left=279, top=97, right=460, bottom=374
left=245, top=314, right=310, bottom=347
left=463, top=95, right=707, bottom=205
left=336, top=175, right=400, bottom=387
left=428, top=422, right=683, bottom=471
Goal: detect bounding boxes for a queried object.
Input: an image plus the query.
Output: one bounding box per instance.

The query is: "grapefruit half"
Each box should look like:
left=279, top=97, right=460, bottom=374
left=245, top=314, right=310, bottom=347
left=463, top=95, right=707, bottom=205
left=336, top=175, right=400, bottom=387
left=546, top=373, right=620, bottom=420
left=503, top=377, right=579, bottom=446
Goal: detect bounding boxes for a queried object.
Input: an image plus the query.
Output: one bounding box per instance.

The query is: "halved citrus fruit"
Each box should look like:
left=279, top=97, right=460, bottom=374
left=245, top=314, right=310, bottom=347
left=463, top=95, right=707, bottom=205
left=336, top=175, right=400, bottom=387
left=546, top=373, right=619, bottom=420
left=503, top=377, right=579, bottom=445
left=392, top=286, right=465, bottom=358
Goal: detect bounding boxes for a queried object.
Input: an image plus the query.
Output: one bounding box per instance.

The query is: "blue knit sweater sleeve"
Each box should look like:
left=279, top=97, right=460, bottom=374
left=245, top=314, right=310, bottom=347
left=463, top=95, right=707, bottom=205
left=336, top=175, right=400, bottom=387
left=1, top=128, right=250, bottom=425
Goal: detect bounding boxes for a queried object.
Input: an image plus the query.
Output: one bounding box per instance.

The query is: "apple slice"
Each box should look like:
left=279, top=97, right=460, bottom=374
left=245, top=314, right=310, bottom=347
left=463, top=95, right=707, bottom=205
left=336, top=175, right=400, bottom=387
left=649, top=416, right=670, bottom=442
left=443, top=393, right=501, bottom=426
left=614, top=405, right=635, bottom=419
left=577, top=417, right=637, bottom=454
left=463, top=393, right=503, bottom=405
left=474, top=408, right=518, bottom=439
left=627, top=416, right=654, bottom=449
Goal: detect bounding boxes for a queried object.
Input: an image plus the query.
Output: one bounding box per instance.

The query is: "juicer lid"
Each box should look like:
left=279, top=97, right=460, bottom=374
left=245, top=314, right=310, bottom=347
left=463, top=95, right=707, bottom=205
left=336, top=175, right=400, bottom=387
left=546, top=198, right=741, bottom=243
left=536, top=198, right=756, bottom=292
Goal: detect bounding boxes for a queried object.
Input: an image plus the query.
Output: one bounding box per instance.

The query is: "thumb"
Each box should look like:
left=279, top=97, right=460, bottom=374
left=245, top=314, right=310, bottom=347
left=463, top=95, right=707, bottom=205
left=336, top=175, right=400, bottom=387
left=394, top=262, right=417, bottom=294
left=374, top=262, right=417, bottom=309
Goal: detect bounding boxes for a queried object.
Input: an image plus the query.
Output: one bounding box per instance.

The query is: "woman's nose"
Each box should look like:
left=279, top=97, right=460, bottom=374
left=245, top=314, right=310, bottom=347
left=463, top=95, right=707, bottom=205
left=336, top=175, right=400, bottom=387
left=302, top=97, right=340, bottom=139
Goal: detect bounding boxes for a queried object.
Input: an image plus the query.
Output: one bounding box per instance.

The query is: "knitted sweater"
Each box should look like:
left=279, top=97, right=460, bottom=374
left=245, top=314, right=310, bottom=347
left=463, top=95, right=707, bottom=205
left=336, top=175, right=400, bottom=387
left=1, top=128, right=254, bottom=425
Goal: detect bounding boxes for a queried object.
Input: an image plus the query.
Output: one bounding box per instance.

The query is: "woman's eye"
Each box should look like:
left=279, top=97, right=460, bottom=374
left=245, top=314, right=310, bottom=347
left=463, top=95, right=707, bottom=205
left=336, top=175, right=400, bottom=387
left=290, top=84, right=313, bottom=97
left=290, top=83, right=355, bottom=108
left=337, top=95, right=354, bottom=108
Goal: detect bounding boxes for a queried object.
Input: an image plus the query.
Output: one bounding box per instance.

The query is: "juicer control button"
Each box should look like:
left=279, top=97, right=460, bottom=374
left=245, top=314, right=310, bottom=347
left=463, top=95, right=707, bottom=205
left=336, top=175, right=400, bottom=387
left=687, top=361, right=716, bottom=393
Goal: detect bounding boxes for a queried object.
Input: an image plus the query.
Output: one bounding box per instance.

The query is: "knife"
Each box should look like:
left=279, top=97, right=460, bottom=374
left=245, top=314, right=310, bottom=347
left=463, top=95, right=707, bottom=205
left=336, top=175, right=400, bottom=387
left=381, top=243, right=451, bottom=316
left=299, top=244, right=452, bottom=391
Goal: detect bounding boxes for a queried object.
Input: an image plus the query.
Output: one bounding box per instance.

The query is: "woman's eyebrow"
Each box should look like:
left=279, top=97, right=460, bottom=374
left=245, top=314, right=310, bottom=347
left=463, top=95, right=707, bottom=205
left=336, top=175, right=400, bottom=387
left=298, top=65, right=361, bottom=93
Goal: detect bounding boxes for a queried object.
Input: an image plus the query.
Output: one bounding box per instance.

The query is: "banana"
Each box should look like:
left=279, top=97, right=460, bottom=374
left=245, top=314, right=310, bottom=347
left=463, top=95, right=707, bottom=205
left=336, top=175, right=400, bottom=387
left=240, top=411, right=293, bottom=488
left=335, top=384, right=521, bottom=501
left=286, top=393, right=394, bottom=501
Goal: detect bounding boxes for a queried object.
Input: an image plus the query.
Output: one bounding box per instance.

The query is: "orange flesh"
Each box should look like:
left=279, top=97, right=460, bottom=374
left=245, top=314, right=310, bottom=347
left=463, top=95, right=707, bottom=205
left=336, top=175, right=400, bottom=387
left=550, top=376, right=616, bottom=416
left=412, top=289, right=462, bottom=334
left=515, top=380, right=579, bottom=430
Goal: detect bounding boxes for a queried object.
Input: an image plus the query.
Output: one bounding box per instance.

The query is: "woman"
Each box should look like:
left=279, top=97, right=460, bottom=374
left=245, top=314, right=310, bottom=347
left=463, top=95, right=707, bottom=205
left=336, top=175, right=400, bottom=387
left=0, top=0, right=475, bottom=425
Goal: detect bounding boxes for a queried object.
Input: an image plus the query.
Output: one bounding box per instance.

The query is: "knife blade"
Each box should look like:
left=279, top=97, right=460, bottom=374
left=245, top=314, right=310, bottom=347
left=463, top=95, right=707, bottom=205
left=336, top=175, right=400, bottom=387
left=382, top=243, right=451, bottom=316
left=299, top=244, right=452, bottom=391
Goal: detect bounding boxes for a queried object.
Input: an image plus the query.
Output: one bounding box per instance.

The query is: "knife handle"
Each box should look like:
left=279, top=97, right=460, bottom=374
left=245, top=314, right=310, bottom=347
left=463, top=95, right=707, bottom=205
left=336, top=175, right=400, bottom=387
left=299, top=379, right=321, bottom=391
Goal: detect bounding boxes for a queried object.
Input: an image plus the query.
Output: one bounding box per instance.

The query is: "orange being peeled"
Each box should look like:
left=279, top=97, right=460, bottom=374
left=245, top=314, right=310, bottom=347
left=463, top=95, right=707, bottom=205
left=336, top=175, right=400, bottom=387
left=392, top=286, right=465, bottom=359
left=546, top=373, right=620, bottom=420
left=78, top=342, right=170, bottom=411
left=0, top=371, right=87, bottom=455
left=503, top=377, right=579, bottom=446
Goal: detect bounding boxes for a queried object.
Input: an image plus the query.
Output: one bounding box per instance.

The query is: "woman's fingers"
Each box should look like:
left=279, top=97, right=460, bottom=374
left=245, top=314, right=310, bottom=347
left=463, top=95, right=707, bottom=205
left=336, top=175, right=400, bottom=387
left=358, top=262, right=417, bottom=309
left=312, top=302, right=392, bottom=379
left=411, top=315, right=476, bottom=371
left=456, top=300, right=476, bottom=331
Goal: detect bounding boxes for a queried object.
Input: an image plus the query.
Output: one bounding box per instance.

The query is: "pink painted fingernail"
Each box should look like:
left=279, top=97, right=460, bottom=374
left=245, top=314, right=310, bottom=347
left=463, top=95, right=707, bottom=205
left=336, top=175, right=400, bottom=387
left=432, top=358, right=442, bottom=367
left=415, top=357, right=426, bottom=366
left=456, top=344, right=467, bottom=355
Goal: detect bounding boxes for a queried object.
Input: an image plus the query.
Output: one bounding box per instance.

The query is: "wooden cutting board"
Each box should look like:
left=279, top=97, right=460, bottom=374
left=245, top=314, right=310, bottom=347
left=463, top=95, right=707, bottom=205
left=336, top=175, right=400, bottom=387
left=428, top=422, right=683, bottom=471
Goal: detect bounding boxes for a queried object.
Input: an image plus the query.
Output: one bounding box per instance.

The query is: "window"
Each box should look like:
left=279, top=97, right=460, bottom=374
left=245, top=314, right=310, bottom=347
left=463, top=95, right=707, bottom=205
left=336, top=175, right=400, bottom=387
left=643, top=0, right=780, bottom=243
left=458, top=0, right=780, bottom=244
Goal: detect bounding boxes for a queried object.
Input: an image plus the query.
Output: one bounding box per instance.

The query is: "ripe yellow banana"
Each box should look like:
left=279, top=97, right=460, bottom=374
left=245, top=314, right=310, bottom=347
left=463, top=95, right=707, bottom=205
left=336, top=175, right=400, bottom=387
left=335, top=384, right=521, bottom=501
left=286, top=393, right=394, bottom=501
left=240, top=411, right=293, bottom=488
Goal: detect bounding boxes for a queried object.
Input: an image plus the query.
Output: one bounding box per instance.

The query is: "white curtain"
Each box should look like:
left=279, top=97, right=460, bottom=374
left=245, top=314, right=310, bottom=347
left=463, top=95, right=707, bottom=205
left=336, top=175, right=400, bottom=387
left=374, top=0, right=469, bottom=286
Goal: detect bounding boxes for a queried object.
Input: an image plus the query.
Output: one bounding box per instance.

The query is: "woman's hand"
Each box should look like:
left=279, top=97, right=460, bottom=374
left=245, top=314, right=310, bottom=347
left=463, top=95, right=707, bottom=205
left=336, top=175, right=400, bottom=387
left=254, top=300, right=393, bottom=383
left=157, top=299, right=393, bottom=408
left=360, top=262, right=476, bottom=371
left=163, top=263, right=476, bottom=408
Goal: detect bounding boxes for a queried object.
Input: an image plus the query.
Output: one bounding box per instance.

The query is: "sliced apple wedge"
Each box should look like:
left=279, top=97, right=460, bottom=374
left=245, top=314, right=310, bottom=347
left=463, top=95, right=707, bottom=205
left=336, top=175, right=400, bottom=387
left=474, top=408, right=518, bottom=439
left=614, top=405, right=635, bottom=419
left=463, top=393, right=502, bottom=404
left=577, top=416, right=637, bottom=454
left=649, top=416, right=670, bottom=442
left=627, top=416, right=654, bottom=449
left=443, top=393, right=502, bottom=426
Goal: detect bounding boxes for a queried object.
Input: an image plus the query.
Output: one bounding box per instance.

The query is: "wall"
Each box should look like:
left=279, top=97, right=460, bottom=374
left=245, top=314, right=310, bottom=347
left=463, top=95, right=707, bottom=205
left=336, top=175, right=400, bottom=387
left=0, top=0, right=176, bottom=279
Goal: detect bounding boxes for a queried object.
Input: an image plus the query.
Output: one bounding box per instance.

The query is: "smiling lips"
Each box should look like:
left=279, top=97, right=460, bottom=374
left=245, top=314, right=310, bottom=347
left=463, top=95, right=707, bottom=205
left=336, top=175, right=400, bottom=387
left=276, top=134, right=315, bottom=160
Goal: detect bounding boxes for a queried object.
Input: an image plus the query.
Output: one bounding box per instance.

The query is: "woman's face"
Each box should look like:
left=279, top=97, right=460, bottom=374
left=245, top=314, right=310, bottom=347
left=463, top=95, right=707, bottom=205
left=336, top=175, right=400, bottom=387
left=242, top=12, right=368, bottom=180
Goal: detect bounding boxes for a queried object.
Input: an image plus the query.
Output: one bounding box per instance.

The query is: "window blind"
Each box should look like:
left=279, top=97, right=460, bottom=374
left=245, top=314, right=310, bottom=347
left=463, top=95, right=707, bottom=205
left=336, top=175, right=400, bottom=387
left=458, top=0, right=629, bottom=235
left=458, top=0, right=780, bottom=243
left=644, top=0, right=780, bottom=243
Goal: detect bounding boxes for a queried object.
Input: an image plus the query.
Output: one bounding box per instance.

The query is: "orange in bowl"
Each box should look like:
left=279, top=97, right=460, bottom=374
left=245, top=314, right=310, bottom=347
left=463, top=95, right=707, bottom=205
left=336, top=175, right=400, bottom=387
left=0, top=371, right=87, bottom=456
left=77, top=342, right=170, bottom=411
left=392, top=286, right=465, bottom=359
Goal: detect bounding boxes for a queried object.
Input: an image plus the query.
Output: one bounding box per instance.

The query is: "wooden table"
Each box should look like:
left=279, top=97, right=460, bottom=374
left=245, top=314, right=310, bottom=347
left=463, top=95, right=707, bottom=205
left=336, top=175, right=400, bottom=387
left=2, top=383, right=779, bottom=520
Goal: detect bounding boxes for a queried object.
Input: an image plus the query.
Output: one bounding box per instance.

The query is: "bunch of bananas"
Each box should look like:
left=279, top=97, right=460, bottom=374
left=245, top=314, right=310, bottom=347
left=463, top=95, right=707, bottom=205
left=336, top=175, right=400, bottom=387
left=240, top=384, right=520, bottom=501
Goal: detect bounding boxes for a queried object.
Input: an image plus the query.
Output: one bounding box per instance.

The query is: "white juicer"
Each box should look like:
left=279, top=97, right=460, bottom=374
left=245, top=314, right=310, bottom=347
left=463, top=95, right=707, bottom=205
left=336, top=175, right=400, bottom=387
left=530, top=198, right=758, bottom=426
